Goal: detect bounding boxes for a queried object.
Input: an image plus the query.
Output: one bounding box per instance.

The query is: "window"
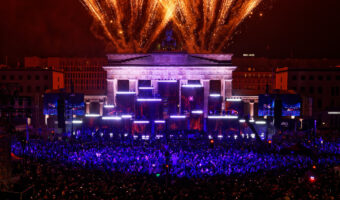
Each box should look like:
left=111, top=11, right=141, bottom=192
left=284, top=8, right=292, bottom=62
left=2, top=75, right=6, bottom=80
left=44, top=75, right=48, bottom=80
left=318, top=76, right=323, bottom=81
left=35, top=75, right=40, bottom=80
left=317, top=99, right=322, bottom=109
left=309, top=86, right=314, bottom=94
left=326, top=75, right=331, bottom=80
left=318, top=87, right=323, bottom=94
left=36, top=86, right=40, bottom=92
left=336, top=75, right=340, bottom=80
left=27, top=75, right=31, bottom=80
left=301, top=75, right=306, bottom=80
left=300, top=87, right=305, bottom=92
left=10, top=75, right=14, bottom=80
left=292, top=75, right=297, bottom=80
left=309, top=76, right=314, bottom=80
left=27, top=86, right=31, bottom=92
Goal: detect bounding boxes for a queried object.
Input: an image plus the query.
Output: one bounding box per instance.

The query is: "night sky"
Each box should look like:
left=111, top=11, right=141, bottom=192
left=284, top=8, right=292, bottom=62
left=0, top=0, right=339, bottom=63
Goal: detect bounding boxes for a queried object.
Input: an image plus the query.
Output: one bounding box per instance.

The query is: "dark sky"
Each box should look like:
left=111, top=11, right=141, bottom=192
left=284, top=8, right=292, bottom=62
left=0, top=0, right=339, bottom=63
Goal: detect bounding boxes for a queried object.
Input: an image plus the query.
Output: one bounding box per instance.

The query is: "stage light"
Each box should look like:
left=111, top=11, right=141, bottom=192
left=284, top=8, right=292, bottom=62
left=208, top=115, right=238, bottom=119
left=142, top=135, right=150, bottom=140
left=239, top=119, right=246, bottom=123
left=250, top=134, right=255, bottom=139
left=309, top=176, right=316, bottom=182
left=291, top=116, right=295, bottom=119
left=192, top=110, right=203, bottom=114
left=124, top=133, right=128, bottom=137
left=170, top=115, right=186, bottom=119
left=137, top=98, right=162, bottom=102
left=110, top=133, right=113, bottom=138
left=255, top=121, right=266, bottom=125
left=209, top=94, right=221, bottom=97
left=121, top=115, right=132, bottom=119
left=249, top=119, right=255, bottom=123
left=158, top=80, right=177, bottom=83
left=208, top=135, right=213, bottom=139
left=72, top=120, right=83, bottom=124
left=210, top=139, right=214, bottom=144
left=133, top=135, right=138, bottom=139
left=116, top=91, right=136, bottom=95
left=133, top=120, right=150, bottom=124
left=217, top=135, right=223, bottom=139
left=96, top=153, right=101, bottom=157
left=328, top=111, right=340, bottom=115
left=226, top=98, right=242, bottom=102
left=182, top=84, right=203, bottom=88
left=102, top=116, right=122, bottom=120
left=85, top=114, right=100, bottom=117
left=104, top=105, right=115, bottom=108
left=268, top=140, right=272, bottom=144
left=154, top=120, right=166, bottom=124
left=156, top=173, right=160, bottom=177
left=100, top=133, right=104, bottom=137
left=234, top=135, right=238, bottom=140
left=156, top=135, right=163, bottom=139
left=139, top=87, right=154, bottom=90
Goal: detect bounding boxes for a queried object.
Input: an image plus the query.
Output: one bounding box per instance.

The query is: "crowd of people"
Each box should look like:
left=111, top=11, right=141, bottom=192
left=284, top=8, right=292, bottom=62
left=5, top=134, right=340, bottom=199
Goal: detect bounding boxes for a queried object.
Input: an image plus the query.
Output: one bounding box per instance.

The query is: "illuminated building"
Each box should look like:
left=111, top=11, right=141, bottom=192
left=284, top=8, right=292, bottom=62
left=25, top=57, right=107, bottom=94
left=275, top=67, right=340, bottom=129
left=104, top=53, right=236, bottom=118
left=0, top=67, right=64, bottom=128
left=25, top=57, right=108, bottom=115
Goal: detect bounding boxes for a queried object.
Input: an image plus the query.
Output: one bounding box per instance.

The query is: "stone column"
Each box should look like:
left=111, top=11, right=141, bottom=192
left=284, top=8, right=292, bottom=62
left=221, top=79, right=226, bottom=111
left=85, top=101, right=90, bottom=114
left=250, top=101, right=254, bottom=120
left=179, top=80, right=182, bottom=114
left=225, top=80, right=232, bottom=98
left=202, top=80, right=210, bottom=118
left=151, top=80, right=158, bottom=96
left=99, top=101, right=104, bottom=116
left=107, top=79, right=114, bottom=105
left=129, top=79, right=137, bottom=92
left=113, top=79, right=118, bottom=105
left=178, top=80, right=187, bottom=114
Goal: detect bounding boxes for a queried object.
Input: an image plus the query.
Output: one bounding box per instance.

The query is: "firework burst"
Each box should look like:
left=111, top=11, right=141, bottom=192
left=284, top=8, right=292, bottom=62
left=80, top=0, right=262, bottom=53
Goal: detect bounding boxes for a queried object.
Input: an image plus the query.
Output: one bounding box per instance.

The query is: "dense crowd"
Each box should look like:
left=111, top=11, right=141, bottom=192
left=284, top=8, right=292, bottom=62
left=5, top=136, right=340, bottom=199
left=11, top=140, right=339, bottom=178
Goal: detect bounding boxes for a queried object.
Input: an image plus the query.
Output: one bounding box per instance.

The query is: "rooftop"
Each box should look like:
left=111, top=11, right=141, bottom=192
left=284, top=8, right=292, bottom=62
left=106, top=53, right=233, bottom=67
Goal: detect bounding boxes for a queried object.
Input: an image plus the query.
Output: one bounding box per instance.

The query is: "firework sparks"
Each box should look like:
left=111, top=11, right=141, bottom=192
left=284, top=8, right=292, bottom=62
left=80, top=0, right=262, bottom=53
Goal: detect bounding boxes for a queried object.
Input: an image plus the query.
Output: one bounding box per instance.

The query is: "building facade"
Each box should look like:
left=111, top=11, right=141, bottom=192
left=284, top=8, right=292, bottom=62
left=275, top=67, right=340, bottom=129
left=0, top=67, right=64, bottom=128
left=104, top=53, right=236, bottom=118
left=25, top=57, right=107, bottom=95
